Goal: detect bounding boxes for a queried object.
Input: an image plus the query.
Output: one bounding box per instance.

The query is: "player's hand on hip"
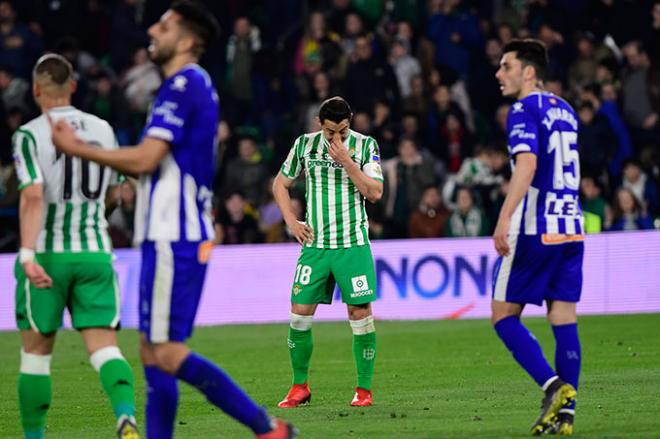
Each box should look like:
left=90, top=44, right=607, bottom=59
left=23, top=261, right=53, bottom=289
left=47, top=114, right=80, bottom=154
left=289, top=220, right=314, bottom=245
left=493, top=216, right=511, bottom=257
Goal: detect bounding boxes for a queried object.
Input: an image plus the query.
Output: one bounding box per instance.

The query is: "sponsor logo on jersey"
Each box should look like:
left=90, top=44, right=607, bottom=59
left=512, top=102, right=524, bottom=113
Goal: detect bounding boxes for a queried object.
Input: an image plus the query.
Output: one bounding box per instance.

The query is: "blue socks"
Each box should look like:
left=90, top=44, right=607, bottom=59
left=552, top=323, right=581, bottom=411
left=494, top=316, right=557, bottom=388
left=175, top=352, right=272, bottom=435
left=144, top=366, right=179, bottom=439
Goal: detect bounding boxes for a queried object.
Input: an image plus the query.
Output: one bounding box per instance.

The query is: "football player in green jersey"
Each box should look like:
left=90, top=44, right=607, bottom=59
left=273, top=97, right=383, bottom=408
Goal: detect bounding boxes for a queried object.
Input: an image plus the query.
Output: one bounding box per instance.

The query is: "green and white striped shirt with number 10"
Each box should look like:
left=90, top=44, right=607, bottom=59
left=280, top=129, right=383, bottom=249
left=12, top=106, right=121, bottom=254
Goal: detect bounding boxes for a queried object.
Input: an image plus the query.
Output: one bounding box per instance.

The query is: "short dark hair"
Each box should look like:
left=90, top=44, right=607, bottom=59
left=32, top=53, right=73, bottom=85
left=171, top=1, right=220, bottom=56
left=502, top=38, right=548, bottom=80
left=319, top=96, right=352, bottom=123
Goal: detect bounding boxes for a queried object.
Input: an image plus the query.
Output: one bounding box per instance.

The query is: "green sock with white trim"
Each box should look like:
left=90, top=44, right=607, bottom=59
left=350, top=316, right=377, bottom=390
left=91, top=346, right=136, bottom=421
left=18, top=350, right=52, bottom=439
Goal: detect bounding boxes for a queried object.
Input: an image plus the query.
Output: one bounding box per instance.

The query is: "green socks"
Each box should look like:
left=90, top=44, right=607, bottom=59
left=18, top=351, right=52, bottom=439
left=91, top=346, right=136, bottom=420
left=350, top=316, right=377, bottom=390
left=288, top=313, right=314, bottom=384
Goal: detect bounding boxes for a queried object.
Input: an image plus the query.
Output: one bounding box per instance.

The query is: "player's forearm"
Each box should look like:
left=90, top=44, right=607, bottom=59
left=272, top=174, right=298, bottom=224
left=343, top=161, right=383, bottom=203
left=19, top=192, right=44, bottom=250
left=72, top=142, right=150, bottom=175
left=499, top=161, right=536, bottom=219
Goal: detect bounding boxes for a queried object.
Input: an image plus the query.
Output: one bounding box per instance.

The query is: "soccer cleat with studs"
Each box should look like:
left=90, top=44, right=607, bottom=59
left=277, top=382, right=311, bottom=408
left=116, top=415, right=140, bottom=439
left=350, top=387, right=373, bottom=407
left=530, top=379, right=576, bottom=436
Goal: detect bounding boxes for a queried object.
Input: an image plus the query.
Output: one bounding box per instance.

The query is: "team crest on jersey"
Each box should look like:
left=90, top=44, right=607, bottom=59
left=512, top=102, right=524, bottom=113
left=171, top=75, right=188, bottom=92
left=549, top=98, right=557, bottom=105
left=293, top=285, right=302, bottom=295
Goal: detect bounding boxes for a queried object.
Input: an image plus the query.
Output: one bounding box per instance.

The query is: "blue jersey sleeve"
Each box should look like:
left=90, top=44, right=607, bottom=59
left=143, top=71, right=204, bottom=145
left=507, top=100, right=539, bottom=157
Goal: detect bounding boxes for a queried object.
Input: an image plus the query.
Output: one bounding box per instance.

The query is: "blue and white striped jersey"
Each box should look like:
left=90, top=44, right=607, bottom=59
left=507, top=91, right=584, bottom=235
left=134, top=64, right=218, bottom=244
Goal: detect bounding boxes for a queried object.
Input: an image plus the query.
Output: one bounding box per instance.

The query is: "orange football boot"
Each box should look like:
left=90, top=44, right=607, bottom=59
left=350, top=387, right=372, bottom=407
left=277, top=382, right=311, bottom=408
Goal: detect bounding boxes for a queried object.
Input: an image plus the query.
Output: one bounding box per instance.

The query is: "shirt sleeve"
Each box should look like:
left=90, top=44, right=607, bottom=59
left=280, top=135, right=304, bottom=179
left=361, top=137, right=383, bottom=181
left=507, top=101, right=539, bottom=157
left=143, top=73, right=201, bottom=145
left=13, top=128, right=43, bottom=189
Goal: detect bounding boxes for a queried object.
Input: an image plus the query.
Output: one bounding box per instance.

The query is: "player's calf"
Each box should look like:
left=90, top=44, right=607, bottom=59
left=90, top=346, right=138, bottom=432
left=18, top=350, right=52, bottom=439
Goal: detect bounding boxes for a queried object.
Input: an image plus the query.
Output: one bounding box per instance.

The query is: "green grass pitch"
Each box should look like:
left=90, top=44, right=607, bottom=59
left=1, top=314, right=659, bottom=438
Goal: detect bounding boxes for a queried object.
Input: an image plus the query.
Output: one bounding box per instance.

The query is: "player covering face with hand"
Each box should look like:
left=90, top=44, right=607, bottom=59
left=273, top=96, right=384, bottom=408
left=492, top=39, right=584, bottom=436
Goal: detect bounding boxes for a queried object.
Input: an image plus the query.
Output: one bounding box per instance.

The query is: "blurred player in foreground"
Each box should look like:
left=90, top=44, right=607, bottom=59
left=14, top=53, right=139, bottom=438
left=50, top=1, right=295, bottom=438
left=492, top=39, right=584, bottom=435
left=273, top=97, right=383, bottom=408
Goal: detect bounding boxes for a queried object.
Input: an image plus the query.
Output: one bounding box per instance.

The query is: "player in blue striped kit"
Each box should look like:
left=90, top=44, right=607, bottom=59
left=491, top=39, right=584, bottom=436
left=50, top=1, right=295, bottom=438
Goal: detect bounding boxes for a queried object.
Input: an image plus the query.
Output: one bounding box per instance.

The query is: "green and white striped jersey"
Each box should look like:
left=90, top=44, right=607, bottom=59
left=13, top=106, right=121, bottom=254
left=280, top=129, right=383, bottom=249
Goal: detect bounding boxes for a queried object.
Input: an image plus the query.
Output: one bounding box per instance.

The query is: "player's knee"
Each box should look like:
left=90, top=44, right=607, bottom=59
left=290, top=313, right=313, bottom=331
left=349, top=315, right=375, bottom=335
left=89, top=345, right=125, bottom=372
left=547, top=310, right=577, bottom=326
left=20, top=350, right=52, bottom=375
left=152, top=344, right=188, bottom=374
left=348, top=304, right=370, bottom=320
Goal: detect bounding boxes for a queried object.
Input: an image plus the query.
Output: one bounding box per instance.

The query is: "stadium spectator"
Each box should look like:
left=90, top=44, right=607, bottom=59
left=622, top=41, right=659, bottom=144
left=581, top=176, right=611, bottom=233
left=299, top=70, right=337, bottom=133
left=382, top=136, right=438, bottom=238
left=225, top=16, right=262, bottom=125
left=371, top=100, right=398, bottom=160
left=121, top=47, right=162, bottom=114
left=344, top=34, right=400, bottom=113
left=469, top=38, right=505, bottom=122
left=0, top=0, right=42, bottom=78
left=222, top=136, right=270, bottom=205
left=107, top=180, right=136, bottom=248
left=434, top=111, right=474, bottom=173
left=389, top=37, right=421, bottom=99
left=0, top=65, right=29, bottom=114
left=214, top=191, right=262, bottom=245
left=109, top=0, right=148, bottom=74
left=82, top=71, right=131, bottom=145
left=445, top=187, right=489, bottom=237
left=427, top=0, right=481, bottom=79
left=408, top=185, right=450, bottom=238
left=577, top=101, right=616, bottom=178
left=609, top=187, right=654, bottom=231
left=621, top=159, right=660, bottom=217
left=401, top=73, right=429, bottom=122
left=294, top=11, right=343, bottom=79
left=340, top=12, right=365, bottom=61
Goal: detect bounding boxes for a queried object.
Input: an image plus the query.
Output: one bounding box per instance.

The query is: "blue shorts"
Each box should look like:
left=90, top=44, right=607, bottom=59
left=139, top=240, right=210, bottom=342
left=492, top=234, right=584, bottom=306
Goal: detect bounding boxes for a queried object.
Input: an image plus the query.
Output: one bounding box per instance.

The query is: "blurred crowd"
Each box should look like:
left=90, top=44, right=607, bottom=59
left=0, top=0, right=659, bottom=251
